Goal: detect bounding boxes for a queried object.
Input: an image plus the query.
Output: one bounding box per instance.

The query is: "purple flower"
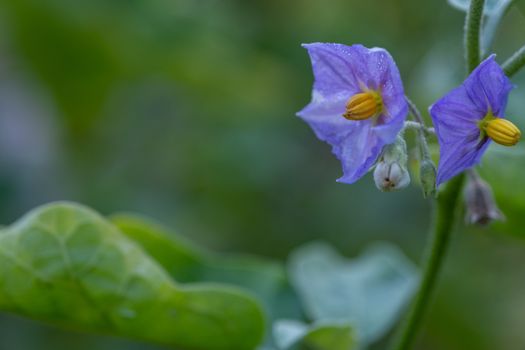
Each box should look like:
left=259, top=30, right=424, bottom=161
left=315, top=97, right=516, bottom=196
left=297, top=43, right=408, bottom=184
left=429, top=55, right=520, bottom=186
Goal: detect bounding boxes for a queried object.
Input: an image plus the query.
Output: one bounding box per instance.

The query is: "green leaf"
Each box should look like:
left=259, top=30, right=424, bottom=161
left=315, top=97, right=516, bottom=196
left=109, top=213, right=205, bottom=283
left=110, top=213, right=303, bottom=322
left=273, top=320, right=357, bottom=350
left=0, top=202, right=265, bottom=350
left=111, top=213, right=302, bottom=349
left=288, top=242, right=418, bottom=344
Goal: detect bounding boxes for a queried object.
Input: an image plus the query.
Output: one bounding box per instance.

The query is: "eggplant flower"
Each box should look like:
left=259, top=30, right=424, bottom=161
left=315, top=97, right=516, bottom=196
left=298, top=43, right=408, bottom=184
left=429, top=55, right=520, bottom=186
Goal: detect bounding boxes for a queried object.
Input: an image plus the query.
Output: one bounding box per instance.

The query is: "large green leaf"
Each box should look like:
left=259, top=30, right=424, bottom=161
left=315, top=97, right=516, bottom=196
left=273, top=320, right=357, bottom=350
left=288, top=242, right=418, bottom=345
left=110, top=213, right=303, bottom=323
left=0, top=202, right=265, bottom=350
left=109, top=214, right=204, bottom=283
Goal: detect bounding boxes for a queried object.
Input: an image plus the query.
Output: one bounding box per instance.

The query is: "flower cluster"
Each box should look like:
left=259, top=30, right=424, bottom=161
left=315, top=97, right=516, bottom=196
left=298, top=43, right=521, bottom=203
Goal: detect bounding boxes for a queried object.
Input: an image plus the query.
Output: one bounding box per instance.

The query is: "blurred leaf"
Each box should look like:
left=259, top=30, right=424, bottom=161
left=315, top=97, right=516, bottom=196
left=0, top=202, right=265, bottom=350
left=447, top=0, right=513, bottom=14
left=478, top=146, right=525, bottom=237
left=273, top=319, right=357, bottom=350
left=288, top=242, right=419, bottom=344
left=111, top=213, right=303, bottom=321
left=111, top=213, right=303, bottom=349
left=109, top=213, right=204, bottom=283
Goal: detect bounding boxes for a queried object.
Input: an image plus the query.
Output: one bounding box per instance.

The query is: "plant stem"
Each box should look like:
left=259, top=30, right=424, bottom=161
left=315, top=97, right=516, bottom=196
left=389, top=174, right=465, bottom=350
left=403, top=121, right=435, bottom=135
left=464, top=0, right=486, bottom=73
left=502, top=45, right=525, bottom=77
left=405, top=97, right=432, bottom=159
left=390, top=1, right=483, bottom=347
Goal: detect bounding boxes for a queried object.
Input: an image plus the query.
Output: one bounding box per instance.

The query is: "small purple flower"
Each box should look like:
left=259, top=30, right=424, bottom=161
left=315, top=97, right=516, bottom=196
left=430, top=55, right=520, bottom=186
left=297, top=43, right=408, bottom=184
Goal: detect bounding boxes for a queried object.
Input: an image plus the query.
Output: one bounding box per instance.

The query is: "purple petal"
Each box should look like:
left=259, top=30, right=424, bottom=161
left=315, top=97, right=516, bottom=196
left=463, top=55, right=513, bottom=117
left=302, top=43, right=362, bottom=98
left=368, top=48, right=407, bottom=144
left=430, top=56, right=513, bottom=186
left=297, top=91, right=353, bottom=144
left=334, top=120, right=383, bottom=184
left=435, top=136, right=490, bottom=186
left=298, top=43, right=407, bottom=183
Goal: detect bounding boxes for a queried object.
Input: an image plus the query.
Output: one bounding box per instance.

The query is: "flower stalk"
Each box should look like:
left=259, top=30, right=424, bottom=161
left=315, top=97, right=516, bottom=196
left=406, top=97, right=432, bottom=159
left=403, top=121, right=435, bottom=135
left=464, top=0, right=485, bottom=73
left=389, top=174, right=465, bottom=350
left=405, top=97, right=437, bottom=198
left=390, top=1, right=487, bottom=348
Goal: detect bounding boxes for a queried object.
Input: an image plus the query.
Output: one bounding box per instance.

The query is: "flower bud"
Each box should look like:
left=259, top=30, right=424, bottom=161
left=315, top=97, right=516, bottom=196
left=419, top=159, right=437, bottom=198
left=464, top=173, right=504, bottom=226
left=373, top=137, right=410, bottom=192
left=374, top=161, right=410, bottom=191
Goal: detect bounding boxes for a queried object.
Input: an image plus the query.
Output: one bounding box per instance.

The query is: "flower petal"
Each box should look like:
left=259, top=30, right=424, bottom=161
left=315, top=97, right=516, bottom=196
left=297, top=91, right=355, bottom=145
left=435, top=136, right=490, bottom=186
left=335, top=121, right=383, bottom=184
left=430, top=56, right=513, bottom=186
left=463, top=55, right=513, bottom=117
left=430, top=90, right=487, bottom=185
left=362, top=47, right=408, bottom=144
left=302, top=43, right=362, bottom=98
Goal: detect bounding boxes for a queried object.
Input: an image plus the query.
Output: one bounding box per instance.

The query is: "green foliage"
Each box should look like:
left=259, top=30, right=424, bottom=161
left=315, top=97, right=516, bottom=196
left=0, top=203, right=420, bottom=349
left=0, top=202, right=265, bottom=350
left=288, top=242, right=419, bottom=345
left=273, top=320, right=357, bottom=350
left=110, top=214, right=303, bottom=324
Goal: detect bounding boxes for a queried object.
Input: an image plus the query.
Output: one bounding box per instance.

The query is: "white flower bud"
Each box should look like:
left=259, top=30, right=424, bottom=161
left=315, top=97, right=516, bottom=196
left=373, top=136, right=410, bottom=192
left=374, top=161, right=411, bottom=191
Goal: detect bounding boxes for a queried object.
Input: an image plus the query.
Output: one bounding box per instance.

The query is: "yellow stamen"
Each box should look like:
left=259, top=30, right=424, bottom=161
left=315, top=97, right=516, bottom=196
left=481, top=117, right=521, bottom=146
left=343, top=91, right=382, bottom=121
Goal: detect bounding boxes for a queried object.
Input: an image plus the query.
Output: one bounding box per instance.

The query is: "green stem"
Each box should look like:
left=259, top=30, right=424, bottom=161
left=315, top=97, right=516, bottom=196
left=390, top=1, right=483, bottom=347
left=405, top=97, right=432, bottom=160
left=502, top=45, right=525, bottom=77
left=389, top=174, right=465, bottom=350
left=464, top=0, right=486, bottom=72
left=403, top=121, right=435, bottom=135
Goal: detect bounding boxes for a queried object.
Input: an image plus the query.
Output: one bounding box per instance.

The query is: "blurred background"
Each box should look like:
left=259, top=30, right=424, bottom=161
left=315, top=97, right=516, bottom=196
left=0, top=0, right=525, bottom=349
